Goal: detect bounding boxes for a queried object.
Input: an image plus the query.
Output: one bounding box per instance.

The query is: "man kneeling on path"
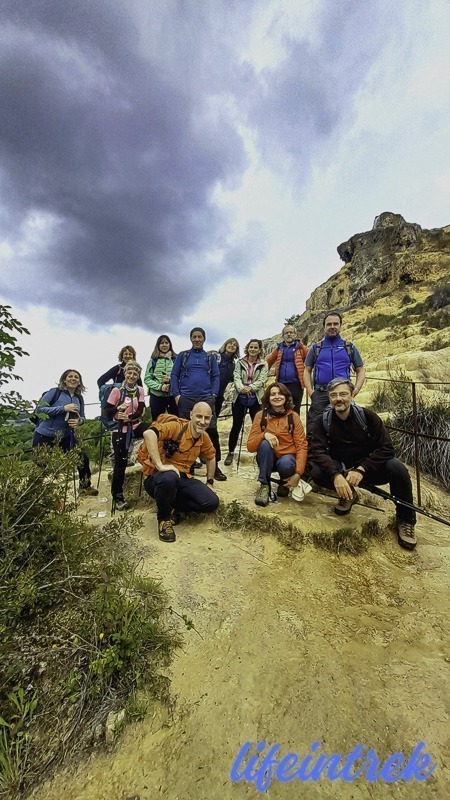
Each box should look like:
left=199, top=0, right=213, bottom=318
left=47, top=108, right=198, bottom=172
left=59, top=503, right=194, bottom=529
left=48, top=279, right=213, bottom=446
left=309, top=378, right=417, bottom=550
left=137, top=402, right=219, bottom=542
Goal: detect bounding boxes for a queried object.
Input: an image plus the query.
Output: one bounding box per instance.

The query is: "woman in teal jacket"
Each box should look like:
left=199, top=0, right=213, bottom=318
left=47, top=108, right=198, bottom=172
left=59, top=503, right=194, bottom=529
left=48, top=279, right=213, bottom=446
left=144, top=335, right=178, bottom=420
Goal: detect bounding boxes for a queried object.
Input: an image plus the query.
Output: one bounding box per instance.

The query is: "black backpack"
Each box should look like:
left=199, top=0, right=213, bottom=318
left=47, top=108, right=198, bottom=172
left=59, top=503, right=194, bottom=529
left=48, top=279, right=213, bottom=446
left=30, top=388, right=62, bottom=426
left=260, top=408, right=294, bottom=435
left=322, top=404, right=369, bottom=439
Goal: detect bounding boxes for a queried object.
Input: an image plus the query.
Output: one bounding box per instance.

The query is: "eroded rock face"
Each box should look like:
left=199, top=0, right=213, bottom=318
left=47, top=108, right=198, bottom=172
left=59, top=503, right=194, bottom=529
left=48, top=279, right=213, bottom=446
left=283, top=212, right=450, bottom=345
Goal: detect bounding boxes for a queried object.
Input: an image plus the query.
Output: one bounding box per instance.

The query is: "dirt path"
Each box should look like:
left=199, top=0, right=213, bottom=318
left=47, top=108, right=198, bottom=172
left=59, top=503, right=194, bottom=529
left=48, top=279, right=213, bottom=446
left=33, top=454, right=450, bottom=800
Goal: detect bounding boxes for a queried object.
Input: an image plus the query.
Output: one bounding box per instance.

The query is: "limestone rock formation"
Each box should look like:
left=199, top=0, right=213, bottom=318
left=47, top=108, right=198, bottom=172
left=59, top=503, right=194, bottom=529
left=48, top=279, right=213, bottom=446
left=274, top=212, right=450, bottom=348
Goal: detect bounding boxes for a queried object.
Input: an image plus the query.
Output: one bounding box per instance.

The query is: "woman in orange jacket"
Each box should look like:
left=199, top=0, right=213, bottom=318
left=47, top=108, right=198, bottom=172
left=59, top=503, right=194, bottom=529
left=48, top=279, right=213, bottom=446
left=247, top=382, right=307, bottom=507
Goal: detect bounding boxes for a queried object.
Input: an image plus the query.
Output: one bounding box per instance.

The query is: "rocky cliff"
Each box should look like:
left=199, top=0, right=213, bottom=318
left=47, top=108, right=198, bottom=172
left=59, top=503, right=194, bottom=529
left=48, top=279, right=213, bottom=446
left=266, top=212, right=450, bottom=380
left=265, top=212, right=450, bottom=385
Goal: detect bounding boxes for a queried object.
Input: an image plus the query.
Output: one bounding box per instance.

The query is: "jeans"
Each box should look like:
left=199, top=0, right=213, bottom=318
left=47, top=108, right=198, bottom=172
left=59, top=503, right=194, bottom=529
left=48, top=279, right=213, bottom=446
left=256, top=439, right=296, bottom=486
left=144, top=471, right=219, bottom=521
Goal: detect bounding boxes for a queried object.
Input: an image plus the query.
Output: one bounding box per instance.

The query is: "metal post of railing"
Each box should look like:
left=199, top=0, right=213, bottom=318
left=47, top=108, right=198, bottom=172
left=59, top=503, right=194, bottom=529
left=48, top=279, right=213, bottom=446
left=411, top=381, right=421, bottom=506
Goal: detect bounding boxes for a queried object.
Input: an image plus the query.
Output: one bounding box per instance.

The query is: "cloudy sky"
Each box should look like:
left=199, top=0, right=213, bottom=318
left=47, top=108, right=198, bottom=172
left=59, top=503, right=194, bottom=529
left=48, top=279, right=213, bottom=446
left=1, top=0, right=449, bottom=411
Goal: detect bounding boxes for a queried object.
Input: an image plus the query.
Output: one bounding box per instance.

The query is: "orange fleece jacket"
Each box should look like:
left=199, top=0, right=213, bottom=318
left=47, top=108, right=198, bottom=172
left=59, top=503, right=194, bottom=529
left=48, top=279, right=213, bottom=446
left=247, top=409, right=308, bottom=475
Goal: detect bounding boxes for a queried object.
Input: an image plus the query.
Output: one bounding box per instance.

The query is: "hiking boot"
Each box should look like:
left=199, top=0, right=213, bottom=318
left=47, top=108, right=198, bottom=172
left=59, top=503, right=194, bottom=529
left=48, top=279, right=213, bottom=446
left=159, top=520, right=176, bottom=542
left=215, top=466, right=227, bottom=481
left=224, top=452, right=234, bottom=466
left=79, top=485, right=99, bottom=497
left=277, top=481, right=289, bottom=498
left=334, top=488, right=356, bottom=516
left=397, top=520, right=417, bottom=550
left=114, top=496, right=129, bottom=511
left=255, top=483, right=270, bottom=507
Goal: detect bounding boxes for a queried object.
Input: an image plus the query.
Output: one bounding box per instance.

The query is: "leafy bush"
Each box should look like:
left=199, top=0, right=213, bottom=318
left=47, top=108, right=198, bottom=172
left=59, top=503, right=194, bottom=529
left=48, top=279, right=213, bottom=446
left=0, top=448, right=181, bottom=796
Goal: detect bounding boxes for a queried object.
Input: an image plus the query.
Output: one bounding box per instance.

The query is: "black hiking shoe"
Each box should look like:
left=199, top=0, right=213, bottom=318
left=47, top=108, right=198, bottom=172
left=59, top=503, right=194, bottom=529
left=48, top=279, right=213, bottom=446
left=159, top=520, right=176, bottom=542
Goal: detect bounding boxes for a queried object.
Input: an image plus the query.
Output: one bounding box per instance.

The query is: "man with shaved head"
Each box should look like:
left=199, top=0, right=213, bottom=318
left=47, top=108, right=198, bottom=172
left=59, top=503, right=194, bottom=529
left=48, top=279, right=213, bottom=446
left=138, top=402, right=219, bottom=542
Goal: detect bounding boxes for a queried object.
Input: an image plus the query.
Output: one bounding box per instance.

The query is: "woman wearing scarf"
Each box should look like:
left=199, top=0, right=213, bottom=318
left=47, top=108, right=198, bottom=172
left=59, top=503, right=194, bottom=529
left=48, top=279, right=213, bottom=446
left=224, top=339, right=268, bottom=466
left=104, top=361, right=147, bottom=510
left=247, top=381, right=307, bottom=507
left=215, top=337, right=240, bottom=418
left=144, top=335, right=177, bottom=420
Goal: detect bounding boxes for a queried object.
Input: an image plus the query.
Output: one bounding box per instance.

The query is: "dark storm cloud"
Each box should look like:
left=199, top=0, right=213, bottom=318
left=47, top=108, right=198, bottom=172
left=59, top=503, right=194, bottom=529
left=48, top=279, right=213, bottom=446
left=0, top=0, right=255, bottom=329
left=245, top=0, right=400, bottom=183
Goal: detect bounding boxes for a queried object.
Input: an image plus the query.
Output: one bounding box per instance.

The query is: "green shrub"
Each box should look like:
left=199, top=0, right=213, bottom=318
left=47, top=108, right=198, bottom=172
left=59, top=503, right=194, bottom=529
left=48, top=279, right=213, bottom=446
left=0, top=448, right=181, bottom=796
left=364, top=312, right=397, bottom=333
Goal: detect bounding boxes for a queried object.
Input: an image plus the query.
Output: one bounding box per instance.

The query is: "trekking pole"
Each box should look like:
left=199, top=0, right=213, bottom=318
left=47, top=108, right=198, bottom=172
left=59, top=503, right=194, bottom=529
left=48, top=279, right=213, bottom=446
left=73, top=466, right=78, bottom=510
left=361, top=482, right=450, bottom=528
left=236, top=397, right=250, bottom=473
left=97, top=423, right=106, bottom=490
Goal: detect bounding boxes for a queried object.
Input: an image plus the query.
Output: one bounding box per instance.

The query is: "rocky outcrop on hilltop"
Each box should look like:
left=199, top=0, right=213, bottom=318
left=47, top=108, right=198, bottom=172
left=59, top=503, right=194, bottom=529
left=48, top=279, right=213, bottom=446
left=274, top=212, right=450, bottom=347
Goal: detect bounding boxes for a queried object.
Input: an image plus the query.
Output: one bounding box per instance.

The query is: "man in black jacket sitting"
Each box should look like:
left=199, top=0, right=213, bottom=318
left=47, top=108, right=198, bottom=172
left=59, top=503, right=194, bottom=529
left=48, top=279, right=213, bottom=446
left=309, top=378, right=417, bottom=550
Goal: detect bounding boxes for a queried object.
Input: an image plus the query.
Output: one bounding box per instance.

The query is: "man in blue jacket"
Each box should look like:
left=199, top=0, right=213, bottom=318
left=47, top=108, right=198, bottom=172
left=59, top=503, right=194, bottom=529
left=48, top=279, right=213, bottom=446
left=170, top=327, right=226, bottom=481
left=303, top=311, right=365, bottom=431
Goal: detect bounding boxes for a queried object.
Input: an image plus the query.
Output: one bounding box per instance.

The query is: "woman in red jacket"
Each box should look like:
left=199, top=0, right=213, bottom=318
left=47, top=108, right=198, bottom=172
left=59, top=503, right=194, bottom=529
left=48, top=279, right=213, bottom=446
left=247, top=382, right=307, bottom=507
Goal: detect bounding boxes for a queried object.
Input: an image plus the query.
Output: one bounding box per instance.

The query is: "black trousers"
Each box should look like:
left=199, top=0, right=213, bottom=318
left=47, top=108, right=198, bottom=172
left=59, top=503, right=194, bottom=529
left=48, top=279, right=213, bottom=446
left=111, top=422, right=149, bottom=498
left=227, top=398, right=261, bottom=454
left=177, top=394, right=221, bottom=462
left=306, top=388, right=330, bottom=433
left=311, top=458, right=416, bottom=523
left=32, top=431, right=92, bottom=487
left=282, top=381, right=303, bottom=415
left=150, top=393, right=178, bottom=420
left=144, top=471, right=219, bottom=521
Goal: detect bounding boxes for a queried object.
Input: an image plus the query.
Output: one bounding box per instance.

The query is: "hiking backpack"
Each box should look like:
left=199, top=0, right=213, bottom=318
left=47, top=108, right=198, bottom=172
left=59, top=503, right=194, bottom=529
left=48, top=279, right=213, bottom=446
left=30, top=388, right=62, bottom=426
left=322, top=404, right=370, bottom=440
left=98, top=383, right=140, bottom=431
left=180, top=350, right=212, bottom=375
left=260, top=408, right=295, bottom=435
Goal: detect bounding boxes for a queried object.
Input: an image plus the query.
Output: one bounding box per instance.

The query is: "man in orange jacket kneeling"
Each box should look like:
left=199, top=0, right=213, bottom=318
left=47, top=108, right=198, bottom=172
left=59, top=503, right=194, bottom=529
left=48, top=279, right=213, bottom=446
left=137, top=402, right=219, bottom=542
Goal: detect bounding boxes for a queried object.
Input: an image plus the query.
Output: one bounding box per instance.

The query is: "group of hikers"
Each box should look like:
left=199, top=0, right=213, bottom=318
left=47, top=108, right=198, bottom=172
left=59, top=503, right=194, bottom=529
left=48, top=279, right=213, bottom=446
left=32, top=311, right=418, bottom=551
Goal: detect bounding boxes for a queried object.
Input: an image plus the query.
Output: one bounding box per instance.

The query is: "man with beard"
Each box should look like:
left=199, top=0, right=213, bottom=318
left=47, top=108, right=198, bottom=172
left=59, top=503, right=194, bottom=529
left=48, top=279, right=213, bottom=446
left=309, top=378, right=417, bottom=550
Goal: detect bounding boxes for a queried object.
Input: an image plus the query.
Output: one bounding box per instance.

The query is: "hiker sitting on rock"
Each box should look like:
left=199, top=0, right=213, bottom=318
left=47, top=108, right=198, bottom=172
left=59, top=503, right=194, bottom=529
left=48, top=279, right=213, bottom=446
left=103, top=361, right=148, bottom=511
left=247, top=382, right=308, bottom=508
left=309, top=378, right=417, bottom=550
left=32, top=369, right=98, bottom=497
left=137, top=402, right=219, bottom=543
